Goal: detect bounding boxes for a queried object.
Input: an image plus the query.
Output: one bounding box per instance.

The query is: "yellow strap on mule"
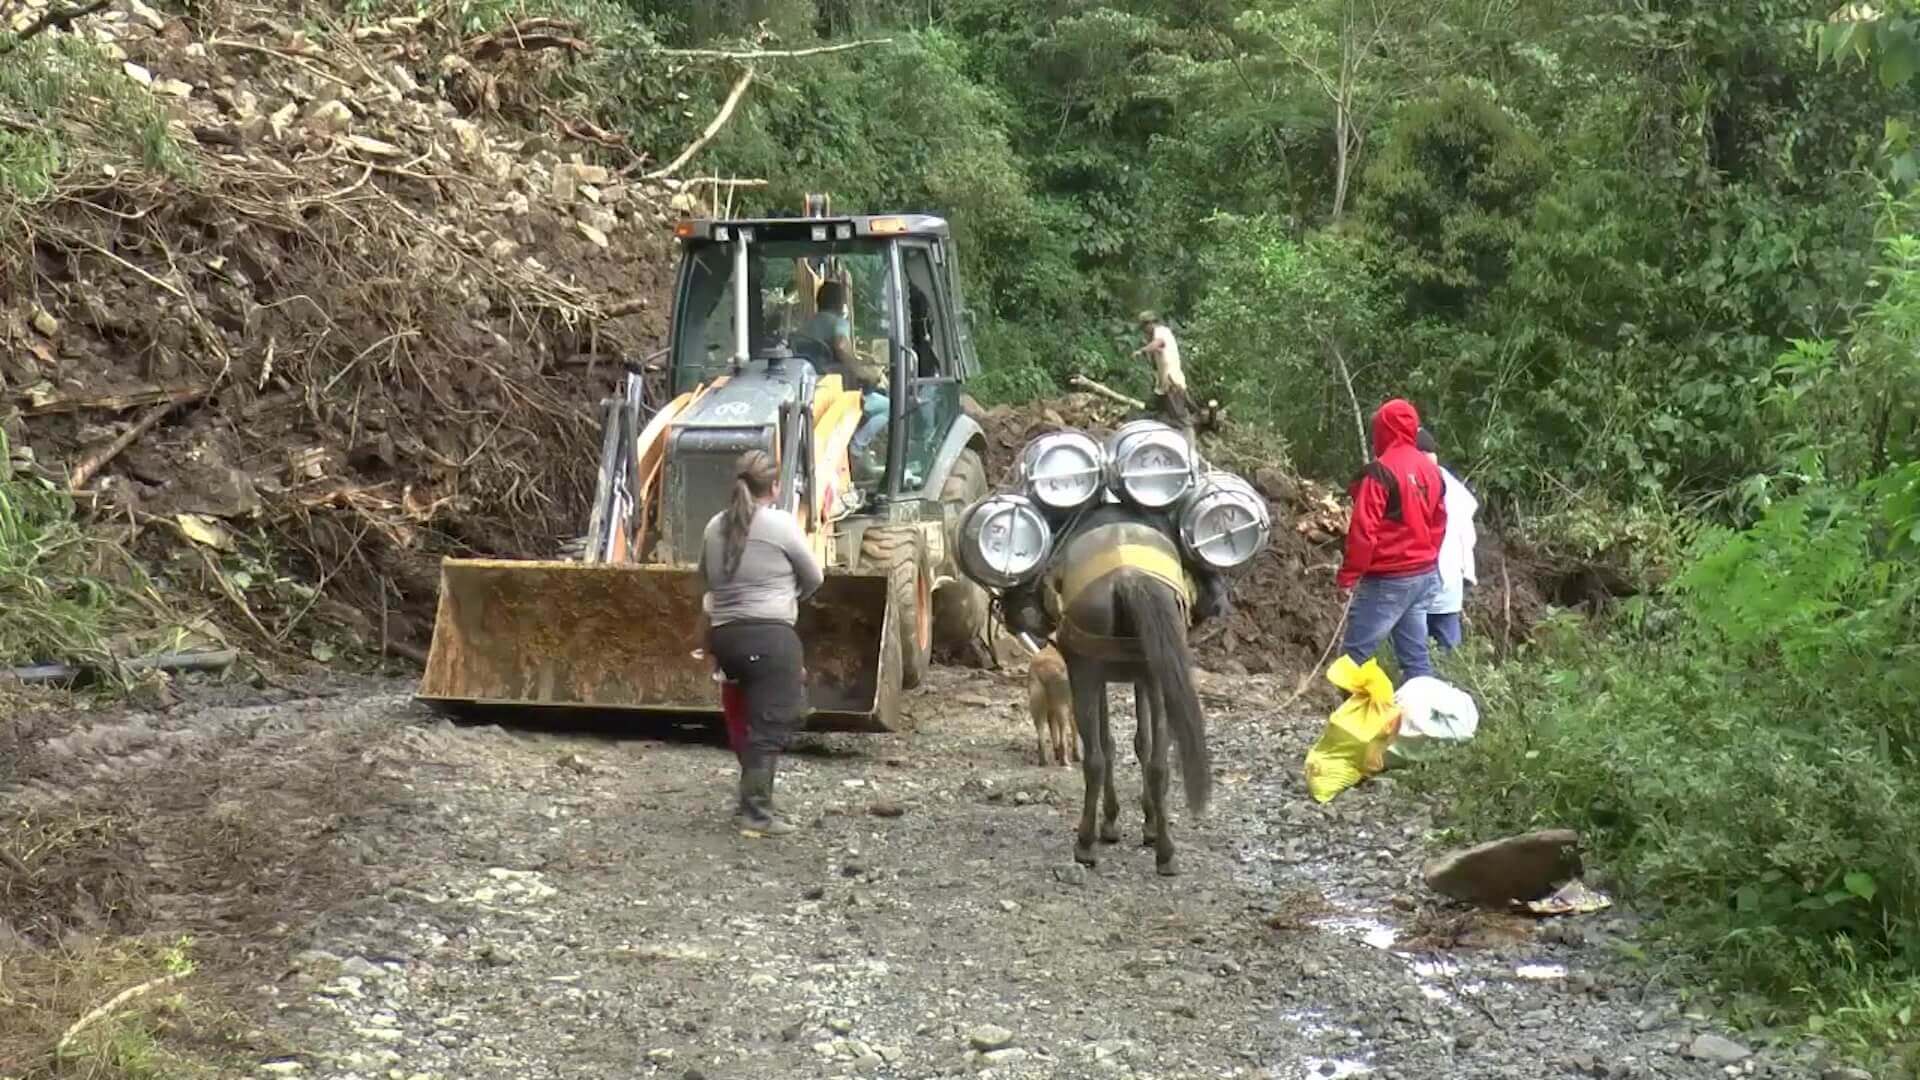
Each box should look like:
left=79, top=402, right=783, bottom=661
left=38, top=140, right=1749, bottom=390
left=1058, top=542, right=1194, bottom=613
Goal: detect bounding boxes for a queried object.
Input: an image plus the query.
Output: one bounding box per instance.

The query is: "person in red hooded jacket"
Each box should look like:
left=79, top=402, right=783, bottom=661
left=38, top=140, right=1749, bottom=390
left=1335, top=398, right=1448, bottom=682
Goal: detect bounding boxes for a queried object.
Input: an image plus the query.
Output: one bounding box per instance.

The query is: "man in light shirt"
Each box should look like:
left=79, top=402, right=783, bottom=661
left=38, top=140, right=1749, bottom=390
left=1131, top=311, right=1194, bottom=442
left=1418, top=427, right=1478, bottom=651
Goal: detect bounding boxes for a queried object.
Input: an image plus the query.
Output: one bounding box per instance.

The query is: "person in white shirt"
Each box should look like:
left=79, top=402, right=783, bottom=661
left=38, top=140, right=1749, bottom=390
left=1130, top=311, right=1194, bottom=441
left=1418, top=427, right=1478, bottom=651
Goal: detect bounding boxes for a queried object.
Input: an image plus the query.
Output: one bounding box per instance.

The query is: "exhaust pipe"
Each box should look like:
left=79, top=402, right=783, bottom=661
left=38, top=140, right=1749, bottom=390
left=732, top=228, right=750, bottom=367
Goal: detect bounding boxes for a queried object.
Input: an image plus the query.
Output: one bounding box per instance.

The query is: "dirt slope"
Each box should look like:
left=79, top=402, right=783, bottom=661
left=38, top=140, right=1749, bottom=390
left=3, top=0, right=685, bottom=661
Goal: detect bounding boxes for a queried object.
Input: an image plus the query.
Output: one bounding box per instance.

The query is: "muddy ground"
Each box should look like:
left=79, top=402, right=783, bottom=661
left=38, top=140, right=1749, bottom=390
left=4, top=663, right=1835, bottom=1080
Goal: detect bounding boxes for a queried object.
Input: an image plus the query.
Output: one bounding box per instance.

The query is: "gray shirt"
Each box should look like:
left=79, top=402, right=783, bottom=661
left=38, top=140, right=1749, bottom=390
left=698, top=506, right=825, bottom=626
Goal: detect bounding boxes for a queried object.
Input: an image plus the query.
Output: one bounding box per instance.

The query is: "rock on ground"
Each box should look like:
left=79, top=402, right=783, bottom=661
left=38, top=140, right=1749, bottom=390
left=1423, top=828, right=1583, bottom=906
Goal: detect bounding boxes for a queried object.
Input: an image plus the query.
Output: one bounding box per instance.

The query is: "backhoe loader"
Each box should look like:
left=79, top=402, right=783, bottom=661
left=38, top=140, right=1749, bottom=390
left=416, top=196, right=992, bottom=731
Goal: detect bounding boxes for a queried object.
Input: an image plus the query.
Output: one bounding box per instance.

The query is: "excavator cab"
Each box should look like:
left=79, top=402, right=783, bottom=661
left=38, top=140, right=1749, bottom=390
left=416, top=199, right=992, bottom=732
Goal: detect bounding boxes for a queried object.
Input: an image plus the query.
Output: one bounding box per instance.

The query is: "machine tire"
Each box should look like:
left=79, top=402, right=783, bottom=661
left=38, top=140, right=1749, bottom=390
left=874, top=603, right=907, bottom=732
left=862, top=527, right=932, bottom=691
left=932, top=446, right=992, bottom=661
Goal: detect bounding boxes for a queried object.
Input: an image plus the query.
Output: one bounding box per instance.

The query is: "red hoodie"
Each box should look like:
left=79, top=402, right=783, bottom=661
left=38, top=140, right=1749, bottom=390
left=1336, top=399, right=1447, bottom=589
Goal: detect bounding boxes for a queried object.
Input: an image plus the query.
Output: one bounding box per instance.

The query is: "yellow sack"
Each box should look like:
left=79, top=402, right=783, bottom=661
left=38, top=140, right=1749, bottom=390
left=1303, top=655, right=1403, bottom=803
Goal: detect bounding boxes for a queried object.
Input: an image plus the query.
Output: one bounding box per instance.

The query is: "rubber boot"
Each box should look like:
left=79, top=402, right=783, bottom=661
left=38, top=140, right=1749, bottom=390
left=738, top=754, right=795, bottom=838
left=731, top=757, right=754, bottom=827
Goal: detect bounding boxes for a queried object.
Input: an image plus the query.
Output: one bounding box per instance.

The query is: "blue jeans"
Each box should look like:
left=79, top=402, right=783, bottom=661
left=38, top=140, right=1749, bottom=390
left=1427, top=610, right=1463, bottom=652
left=1341, top=569, right=1441, bottom=682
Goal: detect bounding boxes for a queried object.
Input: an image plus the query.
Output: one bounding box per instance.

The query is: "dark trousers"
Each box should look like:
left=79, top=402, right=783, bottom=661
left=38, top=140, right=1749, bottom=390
left=709, top=620, right=807, bottom=758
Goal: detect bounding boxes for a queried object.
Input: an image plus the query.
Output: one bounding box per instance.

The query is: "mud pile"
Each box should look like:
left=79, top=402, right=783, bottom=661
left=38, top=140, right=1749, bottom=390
left=2, top=0, right=693, bottom=661
left=970, top=396, right=1546, bottom=676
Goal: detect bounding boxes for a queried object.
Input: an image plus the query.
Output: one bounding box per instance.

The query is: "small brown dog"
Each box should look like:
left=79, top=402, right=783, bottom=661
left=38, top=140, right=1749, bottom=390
left=1027, top=644, right=1078, bottom=767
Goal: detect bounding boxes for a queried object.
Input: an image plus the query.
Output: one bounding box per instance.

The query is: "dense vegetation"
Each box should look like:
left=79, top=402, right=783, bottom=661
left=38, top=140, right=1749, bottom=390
left=586, top=1, right=1920, bottom=1067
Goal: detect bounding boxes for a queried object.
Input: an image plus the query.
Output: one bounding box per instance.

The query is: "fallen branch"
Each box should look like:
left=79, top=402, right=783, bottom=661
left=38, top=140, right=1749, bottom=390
left=648, top=38, right=891, bottom=61
left=645, top=66, right=754, bottom=180
left=0, top=844, right=32, bottom=880
left=465, top=17, right=591, bottom=62
left=540, top=106, right=639, bottom=159
left=195, top=547, right=277, bottom=645
left=1069, top=374, right=1145, bottom=411
left=68, top=390, right=208, bottom=491
left=0, top=0, right=110, bottom=54
left=600, top=298, right=650, bottom=318
left=63, top=234, right=186, bottom=299
left=55, top=971, right=190, bottom=1056
left=206, top=38, right=358, bottom=91
left=678, top=176, right=769, bottom=188
left=21, top=383, right=207, bottom=417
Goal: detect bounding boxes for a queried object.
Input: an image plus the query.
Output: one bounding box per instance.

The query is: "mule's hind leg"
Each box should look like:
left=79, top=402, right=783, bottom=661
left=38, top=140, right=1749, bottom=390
left=1067, top=654, right=1106, bottom=866
left=1099, top=694, right=1122, bottom=844
left=1134, top=682, right=1156, bottom=847
left=1146, top=689, right=1177, bottom=876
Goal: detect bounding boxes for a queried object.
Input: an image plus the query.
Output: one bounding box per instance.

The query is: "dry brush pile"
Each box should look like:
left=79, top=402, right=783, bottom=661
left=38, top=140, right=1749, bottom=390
left=0, top=0, right=710, bottom=670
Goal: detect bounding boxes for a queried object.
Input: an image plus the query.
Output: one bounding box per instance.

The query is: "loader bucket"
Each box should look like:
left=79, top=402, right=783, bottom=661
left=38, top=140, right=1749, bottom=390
left=416, top=559, right=899, bottom=732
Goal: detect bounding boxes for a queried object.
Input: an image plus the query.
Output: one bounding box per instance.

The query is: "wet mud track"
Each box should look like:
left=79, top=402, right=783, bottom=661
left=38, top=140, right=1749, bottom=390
left=88, top=667, right=1819, bottom=1079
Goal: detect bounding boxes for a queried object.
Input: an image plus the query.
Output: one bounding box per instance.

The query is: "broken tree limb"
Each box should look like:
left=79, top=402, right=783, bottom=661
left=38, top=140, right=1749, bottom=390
left=648, top=38, right=891, bottom=61
left=56, top=971, right=191, bottom=1055
left=463, top=17, right=590, bottom=61
left=0, top=844, right=32, bottom=880
left=646, top=66, right=754, bottom=180
left=67, top=389, right=208, bottom=491
left=20, top=383, right=208, bottom=417
left=0, top=0, right=110, bottom=54
left=600, top=298, right=650, bottom=318
left=1069, top=374, right=1145, bottom=410
left=677, top=176, right=769, bottom=188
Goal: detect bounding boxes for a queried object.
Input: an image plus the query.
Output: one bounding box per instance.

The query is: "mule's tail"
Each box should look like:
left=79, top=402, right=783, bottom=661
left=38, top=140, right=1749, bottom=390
left=1115, top=572, right=1211, bottom=813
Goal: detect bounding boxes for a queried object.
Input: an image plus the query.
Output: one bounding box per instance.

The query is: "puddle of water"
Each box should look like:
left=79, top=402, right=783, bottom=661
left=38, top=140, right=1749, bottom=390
left=1290, top=1059, right=1373, bottom=1079
left=1310, top=915, right=1399, bottom=951
left=1516, top=963, right=1567, bottom=980
left=1277, top=1009, right=1336, bottom=1039
left=1410, top=957, right=1460, bottom=978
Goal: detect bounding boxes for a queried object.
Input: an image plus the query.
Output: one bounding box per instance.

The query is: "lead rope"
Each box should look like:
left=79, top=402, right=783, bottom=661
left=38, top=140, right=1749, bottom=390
left=1274, top=591, right=1355, bottom=712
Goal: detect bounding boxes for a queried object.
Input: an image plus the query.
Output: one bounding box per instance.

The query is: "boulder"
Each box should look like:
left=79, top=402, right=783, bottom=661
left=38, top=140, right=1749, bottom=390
left=1422, top=828, right=1581, bottom=906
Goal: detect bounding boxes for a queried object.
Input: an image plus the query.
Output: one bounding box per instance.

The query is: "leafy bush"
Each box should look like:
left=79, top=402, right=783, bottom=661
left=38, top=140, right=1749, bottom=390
left=1183, top=215, right=1389, bottom=474
left=1423, top=473, right=1920, bottom=1069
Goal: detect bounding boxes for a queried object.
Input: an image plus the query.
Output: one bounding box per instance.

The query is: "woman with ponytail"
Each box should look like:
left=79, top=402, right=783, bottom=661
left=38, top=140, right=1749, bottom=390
left=696, top=449, right=824, bottom=837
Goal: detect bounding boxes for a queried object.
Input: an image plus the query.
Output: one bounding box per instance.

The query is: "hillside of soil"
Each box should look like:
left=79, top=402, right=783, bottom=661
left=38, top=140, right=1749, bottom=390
left=2, top=0, right=685, bottom=667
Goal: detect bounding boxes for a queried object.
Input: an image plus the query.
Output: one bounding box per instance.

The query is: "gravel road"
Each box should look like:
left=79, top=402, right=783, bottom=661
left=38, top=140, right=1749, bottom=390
left=8, top=665, right=1831, bottom=1080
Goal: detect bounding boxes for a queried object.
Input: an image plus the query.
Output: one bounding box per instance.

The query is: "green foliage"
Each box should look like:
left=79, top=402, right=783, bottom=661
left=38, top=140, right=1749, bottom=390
left=1414, top=205, right=1920, bottom=1065
left=0, top=432, right=152, bottom=668
left=1424, top=482, right=1920, bottom=1071
left=1357, top=83, right=1550, bottom=318
left=1184, top=214, right=1387, bottom=472
left=0, top=34, right=190, bottom=210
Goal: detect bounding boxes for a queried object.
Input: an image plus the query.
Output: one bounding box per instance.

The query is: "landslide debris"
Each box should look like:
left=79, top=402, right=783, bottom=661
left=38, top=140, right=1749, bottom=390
left=1, top=0, right=696, bottom=664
